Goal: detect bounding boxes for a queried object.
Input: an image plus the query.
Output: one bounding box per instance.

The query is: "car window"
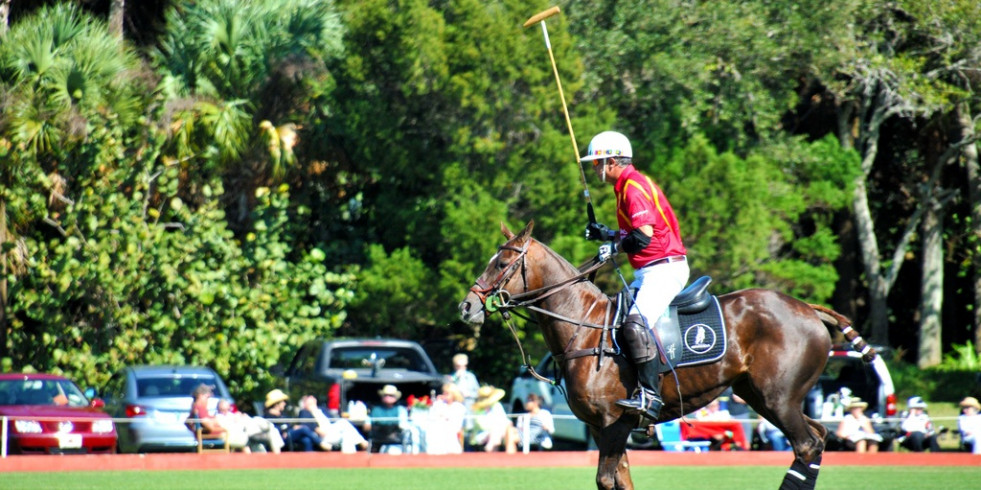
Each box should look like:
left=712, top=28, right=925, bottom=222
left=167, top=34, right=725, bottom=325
left=137, top=375, right=217, bottom=397
left=0, top=378, right=88, bottom=407
left=330, top=347, right=427, bottom=372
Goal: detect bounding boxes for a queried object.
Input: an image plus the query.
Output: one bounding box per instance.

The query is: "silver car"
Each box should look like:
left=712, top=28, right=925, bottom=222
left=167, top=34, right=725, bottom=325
left=98, top=365, right=235, bottom=453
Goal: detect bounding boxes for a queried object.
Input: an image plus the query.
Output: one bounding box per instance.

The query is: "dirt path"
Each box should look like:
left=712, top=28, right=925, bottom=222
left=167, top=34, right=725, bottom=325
left=0, top=450, right=976, bottom=473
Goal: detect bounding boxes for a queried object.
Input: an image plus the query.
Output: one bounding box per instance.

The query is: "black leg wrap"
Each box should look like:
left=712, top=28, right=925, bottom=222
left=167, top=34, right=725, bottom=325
left=778, top=458, right=817, bottom=490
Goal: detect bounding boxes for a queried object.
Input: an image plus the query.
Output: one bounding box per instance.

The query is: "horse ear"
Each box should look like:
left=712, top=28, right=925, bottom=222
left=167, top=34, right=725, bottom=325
left=517, top=220, right=534, bottom=240
left=501, top=222, right=515, bottom=239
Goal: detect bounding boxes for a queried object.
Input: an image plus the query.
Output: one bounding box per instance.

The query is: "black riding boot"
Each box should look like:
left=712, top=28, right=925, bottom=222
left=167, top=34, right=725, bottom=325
left=615, top=315, right=664, bottom=421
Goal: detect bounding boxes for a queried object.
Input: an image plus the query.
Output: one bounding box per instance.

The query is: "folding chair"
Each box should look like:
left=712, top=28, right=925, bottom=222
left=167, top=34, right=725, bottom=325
left=655, top=420, right=711, bottom=453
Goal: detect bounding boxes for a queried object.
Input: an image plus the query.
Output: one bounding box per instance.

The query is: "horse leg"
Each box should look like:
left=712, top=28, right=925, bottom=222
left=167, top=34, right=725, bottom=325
left=593, top=420, right=635, bottom=490
left=742, top=381, right=825, bottom=490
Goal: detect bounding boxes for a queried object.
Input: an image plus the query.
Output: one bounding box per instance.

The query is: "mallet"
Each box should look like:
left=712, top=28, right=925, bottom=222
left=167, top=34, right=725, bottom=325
left=523, top=6, right=596, bottom=223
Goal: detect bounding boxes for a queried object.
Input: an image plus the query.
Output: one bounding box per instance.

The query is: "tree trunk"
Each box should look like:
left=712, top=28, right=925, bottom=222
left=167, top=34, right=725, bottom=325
left=1, top=0, right=10, bottom=37
left=1, top=199, right=7, bottom=362
left=918, top=199, right=943, bottom=368
left=837, top=88, right=921, bottom=346
left=109, top=0, right=125, bottom=39
left=959, top=102, right=981, bottom=355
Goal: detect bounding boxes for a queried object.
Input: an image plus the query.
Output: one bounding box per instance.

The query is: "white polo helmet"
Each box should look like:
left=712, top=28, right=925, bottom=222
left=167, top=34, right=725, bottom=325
left=580, top=131, right=632, bottom=162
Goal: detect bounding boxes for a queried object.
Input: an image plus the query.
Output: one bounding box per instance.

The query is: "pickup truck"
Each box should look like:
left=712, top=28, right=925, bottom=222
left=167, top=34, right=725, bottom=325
left=277, top=338, right=446, bottom=415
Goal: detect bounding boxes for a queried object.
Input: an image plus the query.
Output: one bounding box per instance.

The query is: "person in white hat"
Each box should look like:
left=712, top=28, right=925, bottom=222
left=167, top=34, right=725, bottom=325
left=581, top=130, right=689, bottom=421
left=898, top=396, right=940, bottom=452
left=957, top=396, right=981, bottom=454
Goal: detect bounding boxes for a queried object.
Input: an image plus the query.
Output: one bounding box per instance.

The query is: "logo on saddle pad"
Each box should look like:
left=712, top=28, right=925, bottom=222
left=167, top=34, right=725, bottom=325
left=616, top=276, right=727, bottom=370
left=683, top=323, right=716, bottom=354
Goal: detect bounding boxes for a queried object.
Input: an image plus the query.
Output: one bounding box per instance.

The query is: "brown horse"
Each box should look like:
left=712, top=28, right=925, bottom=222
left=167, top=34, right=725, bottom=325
left=458, top=221, right=876, bottom=490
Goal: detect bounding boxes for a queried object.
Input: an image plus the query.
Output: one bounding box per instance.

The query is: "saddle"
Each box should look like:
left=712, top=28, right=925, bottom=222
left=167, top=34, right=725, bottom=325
left=614, top=276, right=727, bottom=370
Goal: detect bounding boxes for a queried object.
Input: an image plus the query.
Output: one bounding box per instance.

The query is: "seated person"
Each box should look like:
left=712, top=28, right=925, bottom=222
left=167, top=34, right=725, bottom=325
left=898, top=396, right=940, bottom=452
left=691, top=397, right=738, bottom=450
left=299, top=394, right=369, bottom=453
left=694, top=397, right=731, bottom=421
left=517, top=393, right=554, bottom=450
left=186, top=384, right=243, bottom=451
left=364, top=385, right=410, bottom=454
left=756, top=417, right=790, bottom=451
left=835, top=398, right=882, bottom=453
left=958, top=396, right=981, bottom=454
left=215, top=399, right=285, bottom=453
left=467, top=385, right=517, bottom=453
left=263, top=389, right=330, bottom=451
left=426, top=382, right=467, bottom=454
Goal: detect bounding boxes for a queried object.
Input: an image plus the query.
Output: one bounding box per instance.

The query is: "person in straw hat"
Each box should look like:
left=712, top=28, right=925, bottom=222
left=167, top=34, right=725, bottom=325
left=364, top=384, right=410, bottom=454
left=835, top=397, right=882, bottom=453
left=467, top=385, right=517, bottom=453
left=957, top=396, right=981, bottom=454
left=263, top=388, right=332, bottom=451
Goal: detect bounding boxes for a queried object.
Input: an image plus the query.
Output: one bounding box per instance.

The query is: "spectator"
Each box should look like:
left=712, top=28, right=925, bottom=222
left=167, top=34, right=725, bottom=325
left=958, top=396, right=981, bottom=454
left=692, top=397, right=738, bottom=450
left=898, top=396, right=940, bottom=452
left=263, top=389, right=330, bottom=452
left=298, top=394, right=370, bottom=453
left=215, top=399, right=285, bottom=453
left=468, top=385, right=517, bottom=453
left=835, top=397, right=882, bottom=453
left=517, top=393, right=554, bottom=450
left=186, top=384, right=238, bottom=448
left=694, top=398, right=731, bottom=421
left=722, top=388, right=753, bottom=444
left=427, top=382, right=467, bottom=454
left=364, top=384, right=410, bottom=454
left=451, top=353, right=480, bottom=409
left=756, top=417, right=790, bottom=451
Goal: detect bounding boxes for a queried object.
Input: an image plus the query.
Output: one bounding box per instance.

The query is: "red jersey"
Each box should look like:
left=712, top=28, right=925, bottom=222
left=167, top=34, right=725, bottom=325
left=613, top=165, right=686, bottom=269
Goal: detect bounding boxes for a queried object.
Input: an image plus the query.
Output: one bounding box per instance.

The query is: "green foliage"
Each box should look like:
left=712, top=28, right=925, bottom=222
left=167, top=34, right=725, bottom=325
left=937, top=341, right=981, bottom=372
left=7, top=170, right=354, bottom=402
left=888, top=354, right=980, bottom=403
left=345, top=244, right=438, bottom=338
left=664, top=134, right=855, bottom=301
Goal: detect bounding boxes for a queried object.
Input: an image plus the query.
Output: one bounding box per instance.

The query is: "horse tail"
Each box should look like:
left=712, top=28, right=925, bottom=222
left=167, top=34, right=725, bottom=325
left=809, top=304, right=877, bottom=362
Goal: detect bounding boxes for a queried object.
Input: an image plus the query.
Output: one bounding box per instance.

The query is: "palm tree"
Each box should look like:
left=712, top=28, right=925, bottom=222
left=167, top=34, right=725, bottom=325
left=0, top=3, right=148, bottom=359
left=153, top=0, right=344, bottom=229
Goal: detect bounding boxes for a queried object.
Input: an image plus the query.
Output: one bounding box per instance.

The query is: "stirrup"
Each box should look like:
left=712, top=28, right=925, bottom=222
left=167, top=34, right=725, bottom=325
left=616, top=389, right=663, bottom=421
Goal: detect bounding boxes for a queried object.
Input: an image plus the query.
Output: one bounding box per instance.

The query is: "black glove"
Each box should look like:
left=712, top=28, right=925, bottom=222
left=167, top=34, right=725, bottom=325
left=585, top=222, right=616, bottom=241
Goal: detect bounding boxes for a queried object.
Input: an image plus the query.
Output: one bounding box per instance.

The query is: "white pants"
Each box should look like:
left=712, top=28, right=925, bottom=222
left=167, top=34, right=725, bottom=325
left=320, top=419, right=368, bottom=453
left=628, top=260, right=690, bottom=327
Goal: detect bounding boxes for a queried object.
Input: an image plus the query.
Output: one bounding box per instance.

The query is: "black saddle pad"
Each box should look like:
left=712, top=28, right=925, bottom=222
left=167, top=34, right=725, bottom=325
left=669, top=296, right=727, bottom=367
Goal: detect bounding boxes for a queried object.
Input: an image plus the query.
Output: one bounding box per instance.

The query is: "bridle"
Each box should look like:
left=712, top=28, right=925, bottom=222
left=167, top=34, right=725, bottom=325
left=468, top=237, right=618, bottom=386
left=469, top=240, right=530, bottom=312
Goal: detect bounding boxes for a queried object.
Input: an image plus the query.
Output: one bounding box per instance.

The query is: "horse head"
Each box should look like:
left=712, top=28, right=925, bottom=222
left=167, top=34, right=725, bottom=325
left=458, top=220, right=535, bottom=326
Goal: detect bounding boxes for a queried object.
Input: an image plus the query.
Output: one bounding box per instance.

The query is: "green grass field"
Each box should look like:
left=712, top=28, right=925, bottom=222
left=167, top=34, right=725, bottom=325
left=4, top=466, right=979, bottom=489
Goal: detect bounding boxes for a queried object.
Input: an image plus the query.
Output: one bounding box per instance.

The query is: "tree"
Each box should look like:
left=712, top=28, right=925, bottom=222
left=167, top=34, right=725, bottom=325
left=109, top=0, right=124, bottom=38
left=153, top=0, right=345, bottom=230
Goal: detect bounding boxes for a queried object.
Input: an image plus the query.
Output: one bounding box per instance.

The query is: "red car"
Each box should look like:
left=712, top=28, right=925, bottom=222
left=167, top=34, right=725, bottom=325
left=0, top=373, right=117, bottom=455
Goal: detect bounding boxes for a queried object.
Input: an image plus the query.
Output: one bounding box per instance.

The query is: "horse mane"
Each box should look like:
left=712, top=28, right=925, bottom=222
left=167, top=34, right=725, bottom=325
left=529, top=237, right=607, bottom=298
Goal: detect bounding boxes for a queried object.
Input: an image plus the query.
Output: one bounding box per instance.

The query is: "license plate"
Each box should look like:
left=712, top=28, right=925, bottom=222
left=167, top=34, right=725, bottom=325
left=58, top=434, right=82, bottom=449
left=152, top=411, right=180, bottom=424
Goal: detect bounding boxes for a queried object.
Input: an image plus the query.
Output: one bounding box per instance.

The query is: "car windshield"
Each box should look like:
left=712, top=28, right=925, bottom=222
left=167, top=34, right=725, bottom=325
left=136, top=375, right=218, bottom=398
left=330, top=347, right=428, bottom=371
left=0, top=378, right=89, bottom=407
